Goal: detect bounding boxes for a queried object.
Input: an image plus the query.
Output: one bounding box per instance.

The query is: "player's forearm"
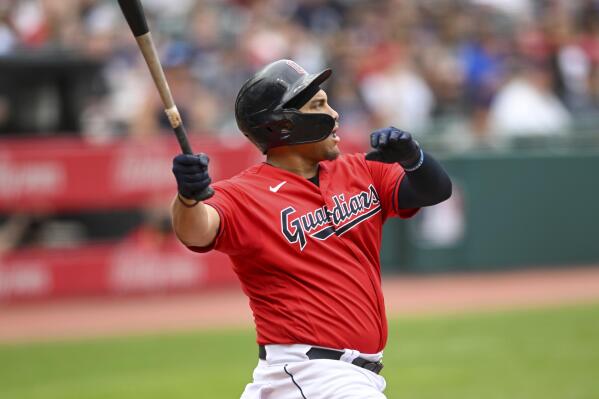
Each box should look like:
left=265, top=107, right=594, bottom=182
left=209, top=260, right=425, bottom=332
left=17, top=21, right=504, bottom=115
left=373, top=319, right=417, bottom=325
left=397, top=151, right=452, bottom=208
left=171, top=196, right=219, bottom=247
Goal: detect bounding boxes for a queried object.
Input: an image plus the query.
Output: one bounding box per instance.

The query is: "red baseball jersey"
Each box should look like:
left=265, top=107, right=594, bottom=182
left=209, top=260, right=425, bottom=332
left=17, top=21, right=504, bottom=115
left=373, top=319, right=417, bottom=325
left=189, top=153, right=418, bottom=353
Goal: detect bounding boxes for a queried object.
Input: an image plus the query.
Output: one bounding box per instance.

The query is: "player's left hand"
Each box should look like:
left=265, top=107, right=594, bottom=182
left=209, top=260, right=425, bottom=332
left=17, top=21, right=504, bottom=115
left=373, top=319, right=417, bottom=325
left=365, top=126, right=422, bottom=169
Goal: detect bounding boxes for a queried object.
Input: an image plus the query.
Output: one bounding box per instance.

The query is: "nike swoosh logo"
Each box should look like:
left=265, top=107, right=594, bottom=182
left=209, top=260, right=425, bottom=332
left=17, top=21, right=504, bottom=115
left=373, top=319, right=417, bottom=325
left=269, top=181, right=287, bottom=193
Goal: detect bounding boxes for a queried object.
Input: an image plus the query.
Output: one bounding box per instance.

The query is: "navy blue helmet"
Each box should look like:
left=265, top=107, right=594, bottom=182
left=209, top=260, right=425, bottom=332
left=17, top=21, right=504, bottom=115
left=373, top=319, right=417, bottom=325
left=235, top=59, right=335, bottom=153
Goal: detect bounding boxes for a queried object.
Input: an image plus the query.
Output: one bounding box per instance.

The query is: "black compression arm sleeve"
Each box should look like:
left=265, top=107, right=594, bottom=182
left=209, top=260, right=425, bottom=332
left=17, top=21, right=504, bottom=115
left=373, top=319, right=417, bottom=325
left=397, top=151, right=452, bottom=209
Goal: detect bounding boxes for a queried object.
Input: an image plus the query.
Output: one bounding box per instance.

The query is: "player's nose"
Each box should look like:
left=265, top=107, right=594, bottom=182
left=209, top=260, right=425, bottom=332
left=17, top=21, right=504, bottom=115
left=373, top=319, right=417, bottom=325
left=327, top=104, right=339, bottom=122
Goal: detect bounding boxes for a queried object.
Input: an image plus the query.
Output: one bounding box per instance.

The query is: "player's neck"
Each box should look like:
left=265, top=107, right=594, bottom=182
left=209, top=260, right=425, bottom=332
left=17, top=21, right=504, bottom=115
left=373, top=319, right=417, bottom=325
left=265, top=152, right=319, bottom=178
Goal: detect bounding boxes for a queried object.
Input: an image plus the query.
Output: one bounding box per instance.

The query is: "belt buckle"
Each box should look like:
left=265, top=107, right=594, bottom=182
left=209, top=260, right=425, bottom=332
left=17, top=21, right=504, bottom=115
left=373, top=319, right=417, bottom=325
left=363, top=361, right=384, bottom=374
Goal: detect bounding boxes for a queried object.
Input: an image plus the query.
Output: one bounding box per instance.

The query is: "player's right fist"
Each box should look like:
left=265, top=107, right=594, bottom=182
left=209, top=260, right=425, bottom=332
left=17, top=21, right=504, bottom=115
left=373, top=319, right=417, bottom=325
left=365, top=127, right=422, bottom=169
left=172, top=153, right=214, bottom=201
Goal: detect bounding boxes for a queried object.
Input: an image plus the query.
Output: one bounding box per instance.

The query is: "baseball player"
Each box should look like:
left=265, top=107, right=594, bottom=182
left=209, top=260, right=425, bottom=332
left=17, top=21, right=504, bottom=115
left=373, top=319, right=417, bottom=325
left=171, top=59, right=452, bottom=398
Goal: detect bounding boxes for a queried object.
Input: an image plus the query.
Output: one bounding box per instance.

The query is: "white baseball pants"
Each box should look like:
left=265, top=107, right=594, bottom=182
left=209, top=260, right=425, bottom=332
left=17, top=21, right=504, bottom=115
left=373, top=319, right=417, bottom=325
left=240, top=344, right=387, bottom=399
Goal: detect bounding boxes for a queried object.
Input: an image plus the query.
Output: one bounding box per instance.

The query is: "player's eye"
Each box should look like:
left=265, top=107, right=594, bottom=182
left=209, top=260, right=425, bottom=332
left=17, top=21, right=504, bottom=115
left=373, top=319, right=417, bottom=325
left=311, top=100, right=324, bottom=109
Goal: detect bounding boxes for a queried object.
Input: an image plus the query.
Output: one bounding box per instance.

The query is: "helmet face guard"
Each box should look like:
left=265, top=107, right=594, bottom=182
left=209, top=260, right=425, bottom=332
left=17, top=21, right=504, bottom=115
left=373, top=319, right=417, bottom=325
left=235, top=60, right=335, bottom=153
left=247, top=109, right=336, bottom=153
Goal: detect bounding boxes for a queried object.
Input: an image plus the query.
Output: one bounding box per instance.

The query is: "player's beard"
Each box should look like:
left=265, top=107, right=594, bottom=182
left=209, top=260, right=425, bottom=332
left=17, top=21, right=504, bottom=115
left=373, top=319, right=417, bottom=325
left=323, top=147, right=340, bottom=161
left=323, top=132, right=341, bottom=161
left=290, top=132, right=340, bottom=162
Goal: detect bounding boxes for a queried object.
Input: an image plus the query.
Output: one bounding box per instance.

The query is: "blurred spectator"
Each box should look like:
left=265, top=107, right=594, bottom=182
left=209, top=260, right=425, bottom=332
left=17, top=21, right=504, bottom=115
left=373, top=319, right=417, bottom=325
left=129, top=40, right=221, bottom=138
left=489, top=60, right=572, bottom=137
left=119, top=200, right=178, bottom=252
left=360, top=48, right=435, bottom=135
left=0, top=0, right=598, bottom=145
left=0, top=214, right=32, bottom=255
left=457, top=20, right=508, bottom=116
left=470, top=0, right=533, bottom=18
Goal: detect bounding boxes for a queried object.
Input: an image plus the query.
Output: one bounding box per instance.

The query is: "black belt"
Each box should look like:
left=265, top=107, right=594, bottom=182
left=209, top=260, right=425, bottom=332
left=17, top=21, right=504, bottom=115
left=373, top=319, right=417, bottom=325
left=258, top=345, right=384, bottom=374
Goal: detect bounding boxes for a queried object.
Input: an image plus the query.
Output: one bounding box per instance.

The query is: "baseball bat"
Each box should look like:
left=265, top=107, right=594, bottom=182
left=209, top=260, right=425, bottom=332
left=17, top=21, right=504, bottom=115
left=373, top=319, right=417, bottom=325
left=117, top=0, right=192, bottom=154
left=117, top=0, right=214, bottom=200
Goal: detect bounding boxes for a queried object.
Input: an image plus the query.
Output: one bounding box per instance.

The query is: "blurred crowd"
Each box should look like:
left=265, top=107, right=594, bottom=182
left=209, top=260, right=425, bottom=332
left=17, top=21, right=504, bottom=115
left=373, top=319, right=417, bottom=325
left=2, top=0, right=599, bottom=149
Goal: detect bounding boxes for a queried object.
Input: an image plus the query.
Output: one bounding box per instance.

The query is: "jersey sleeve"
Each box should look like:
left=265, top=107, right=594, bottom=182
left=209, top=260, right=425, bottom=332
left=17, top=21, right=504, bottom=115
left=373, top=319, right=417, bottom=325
left=186, top=181, right=261, bottom=256
left=363, top=155, right=419, bottom=219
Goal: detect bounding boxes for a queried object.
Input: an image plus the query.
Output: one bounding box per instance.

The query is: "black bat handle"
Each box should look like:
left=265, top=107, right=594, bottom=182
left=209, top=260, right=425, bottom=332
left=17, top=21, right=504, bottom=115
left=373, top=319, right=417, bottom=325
left=173, top=124, right=193, bottom=155
left=117, top=0, right=149, bottom=37
left=174, top=123, right=215, bottom=200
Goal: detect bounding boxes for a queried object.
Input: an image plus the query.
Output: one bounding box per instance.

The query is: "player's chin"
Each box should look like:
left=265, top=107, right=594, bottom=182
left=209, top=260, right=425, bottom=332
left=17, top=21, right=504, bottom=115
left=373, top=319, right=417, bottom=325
left=325, top=132, right=341, bottom=158
left=324, top=146, right=341, bottom=161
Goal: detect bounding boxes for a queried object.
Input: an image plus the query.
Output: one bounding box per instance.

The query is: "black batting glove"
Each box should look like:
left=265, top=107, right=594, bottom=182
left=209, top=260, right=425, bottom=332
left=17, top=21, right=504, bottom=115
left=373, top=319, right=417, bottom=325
left=172, top=153, right=214, bottom=202
left=365, top=127, right=423, bottom=170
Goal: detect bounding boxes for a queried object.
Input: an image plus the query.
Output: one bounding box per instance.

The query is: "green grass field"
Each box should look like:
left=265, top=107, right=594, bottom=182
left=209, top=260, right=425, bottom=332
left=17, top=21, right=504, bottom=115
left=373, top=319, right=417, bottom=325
left=1, top=303, right=598, bottom=399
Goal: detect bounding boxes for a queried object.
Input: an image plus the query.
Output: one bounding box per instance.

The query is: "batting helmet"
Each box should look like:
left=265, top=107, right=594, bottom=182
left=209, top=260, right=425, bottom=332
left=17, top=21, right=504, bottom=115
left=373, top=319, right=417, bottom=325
left=235, top=59, right=335, bottom=153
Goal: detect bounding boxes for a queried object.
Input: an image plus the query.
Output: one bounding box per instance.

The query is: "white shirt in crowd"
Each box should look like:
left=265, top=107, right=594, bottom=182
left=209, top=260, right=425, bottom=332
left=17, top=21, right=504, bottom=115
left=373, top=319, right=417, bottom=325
left=489, top=78, right=571, bottom=137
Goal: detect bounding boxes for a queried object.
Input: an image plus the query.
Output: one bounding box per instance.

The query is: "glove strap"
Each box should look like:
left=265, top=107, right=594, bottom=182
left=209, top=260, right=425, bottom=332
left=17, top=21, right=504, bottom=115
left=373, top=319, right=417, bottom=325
left=403, top=149, right=424, bottom=172
left=177, top=193, right=200, bottom=208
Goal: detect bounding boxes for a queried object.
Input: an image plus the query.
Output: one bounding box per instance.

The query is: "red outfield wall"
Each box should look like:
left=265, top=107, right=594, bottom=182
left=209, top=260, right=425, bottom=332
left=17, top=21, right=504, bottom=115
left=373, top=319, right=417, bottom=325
left=0, top=136, right=266, bottom=212
left=0, top=242, right=237, bottom=301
